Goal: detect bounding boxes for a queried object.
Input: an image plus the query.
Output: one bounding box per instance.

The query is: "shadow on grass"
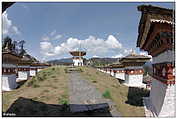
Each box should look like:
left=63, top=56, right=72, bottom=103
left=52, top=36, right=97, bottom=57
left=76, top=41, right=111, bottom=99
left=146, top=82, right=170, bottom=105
left=116, top=79, right=125, bottom=84
left=16, top=80, right=27, bottom=89
left=3, top=97, right=112, bottom=117
left=125, top=87, right=150, bottom=106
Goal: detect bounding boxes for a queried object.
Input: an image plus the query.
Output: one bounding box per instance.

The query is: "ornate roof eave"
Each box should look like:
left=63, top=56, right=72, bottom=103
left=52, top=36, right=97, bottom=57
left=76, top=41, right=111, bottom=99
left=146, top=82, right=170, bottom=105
left=18, top=60, right=32, bottom=66
left=137, top=5, right=174, bottom=49
left=137, top=16, right=173, bottom=49
left=2, top=51, right=21, bottom=58
left=119, top=58, right=151, bottom=64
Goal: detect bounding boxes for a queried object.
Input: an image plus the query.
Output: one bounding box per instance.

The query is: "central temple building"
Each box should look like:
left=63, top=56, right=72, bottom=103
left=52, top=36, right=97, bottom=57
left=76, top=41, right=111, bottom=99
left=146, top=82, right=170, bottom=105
left=69, top=51, right=86, bottom=66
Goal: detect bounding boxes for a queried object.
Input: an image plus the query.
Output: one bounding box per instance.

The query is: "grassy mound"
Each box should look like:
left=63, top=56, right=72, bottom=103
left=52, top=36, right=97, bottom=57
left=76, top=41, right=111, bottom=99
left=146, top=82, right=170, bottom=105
left=2, top=66, right=69, bottom=113
left=79, top=66, right=149, bottom=117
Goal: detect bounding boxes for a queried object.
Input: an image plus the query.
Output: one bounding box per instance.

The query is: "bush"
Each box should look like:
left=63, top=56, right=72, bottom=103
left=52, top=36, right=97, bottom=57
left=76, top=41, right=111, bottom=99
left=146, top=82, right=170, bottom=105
left=79, top=68, right=83, bottom=72
left=102, top=90, right=112, bottom=99
left=27, top=78, right=36, bottom=87
left=58, top=98, right=69, bottom=105
left=64, top=68, right=68, bottom=73
left=61, top=99, right=68, bottom=105
left=37, top=76, right=44, bottom=81
left=32, top=84, right=40, bottom=88
left=92, top=80, right=97, bottom=83
left=126, top=87, right=150, bottom=106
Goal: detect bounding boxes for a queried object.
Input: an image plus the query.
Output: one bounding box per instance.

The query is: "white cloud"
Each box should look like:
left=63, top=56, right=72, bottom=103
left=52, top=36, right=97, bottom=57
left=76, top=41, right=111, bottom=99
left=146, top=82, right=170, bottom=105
left=140, top=51, right=152, bottom=57
left=54, top=34, right=62, bottom=40
left=2, top=11, right=20, bottom=35
left=93, top=55, right=99, bottom=58
left=50, top=30, right=56, bottom=36
left=41, top=36, right=50, bottom=41
left=112, top=54, right=123, bottom=58
left=40, top=42, right=53, bottom=50
left=40, top=35, right=131, bottom=58
left=106, top=35, right=122, bottom=49
left=140, top=51, right=152, bottom=61
left=123, top=49, right=132, bottom=54
left=40, top=42, right=55, bottom=56
left=42, top=31, right=62, bottom=41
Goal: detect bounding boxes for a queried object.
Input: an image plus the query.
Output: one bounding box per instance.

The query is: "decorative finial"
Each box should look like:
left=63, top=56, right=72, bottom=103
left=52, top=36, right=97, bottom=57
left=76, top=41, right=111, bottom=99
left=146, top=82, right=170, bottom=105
left=130, top=49, right=136, bottom=56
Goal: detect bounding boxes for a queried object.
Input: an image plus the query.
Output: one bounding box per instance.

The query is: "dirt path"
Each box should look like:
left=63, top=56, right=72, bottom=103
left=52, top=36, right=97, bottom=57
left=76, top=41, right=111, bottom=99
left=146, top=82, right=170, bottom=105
left=68, top=71, right=121, bottom=117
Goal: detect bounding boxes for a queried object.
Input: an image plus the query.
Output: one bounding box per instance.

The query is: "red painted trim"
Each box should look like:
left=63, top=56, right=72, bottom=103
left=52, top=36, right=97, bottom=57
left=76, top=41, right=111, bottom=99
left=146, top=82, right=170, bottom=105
left=152, top=74, right=175, bottom=85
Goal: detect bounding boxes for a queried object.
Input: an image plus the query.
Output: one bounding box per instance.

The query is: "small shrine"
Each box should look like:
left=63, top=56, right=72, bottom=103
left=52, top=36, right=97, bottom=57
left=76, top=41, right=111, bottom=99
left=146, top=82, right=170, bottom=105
left=69, top=51, right=86, bottom=66
left=137, top=5, right=175, bottom=117
left=119, top=51, right=151, bottom=87
left=2, top=37, right=21, bottom=91
left=29, top=62, right=50, bottom=76
left=109, top=62, right=125, bottom=80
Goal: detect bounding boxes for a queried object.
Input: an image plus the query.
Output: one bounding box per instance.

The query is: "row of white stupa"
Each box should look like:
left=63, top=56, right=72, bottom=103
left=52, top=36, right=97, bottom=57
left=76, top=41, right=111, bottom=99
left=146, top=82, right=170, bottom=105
left=2, top=51, right=50, bottom=91
left=96, top=52, right=151, bottom=88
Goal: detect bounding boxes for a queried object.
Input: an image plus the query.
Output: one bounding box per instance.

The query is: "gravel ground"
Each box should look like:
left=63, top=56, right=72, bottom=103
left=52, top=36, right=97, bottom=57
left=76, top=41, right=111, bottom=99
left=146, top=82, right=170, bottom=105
left=68, top=71, right=121, bottom=117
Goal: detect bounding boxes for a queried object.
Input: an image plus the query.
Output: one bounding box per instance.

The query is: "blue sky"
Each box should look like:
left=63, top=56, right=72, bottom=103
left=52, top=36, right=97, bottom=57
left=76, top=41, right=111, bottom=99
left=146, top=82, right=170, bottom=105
left=2, top=2, right=174, bottom=61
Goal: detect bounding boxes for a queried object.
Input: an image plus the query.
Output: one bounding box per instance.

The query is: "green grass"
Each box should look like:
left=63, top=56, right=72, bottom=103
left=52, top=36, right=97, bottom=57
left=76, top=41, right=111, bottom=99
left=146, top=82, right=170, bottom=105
left=2, top=66, right=69, bottom=113
left=79, top=66, right=147, bottom=117
left=58, top=94, right=69, bottom=105
left=43, top=89, right=49, bottom=93
left=59, top=98, right=69, bottom=105
left=26, top=67, right=62, bottom=87
left=102, top=89, right=112, bottom=99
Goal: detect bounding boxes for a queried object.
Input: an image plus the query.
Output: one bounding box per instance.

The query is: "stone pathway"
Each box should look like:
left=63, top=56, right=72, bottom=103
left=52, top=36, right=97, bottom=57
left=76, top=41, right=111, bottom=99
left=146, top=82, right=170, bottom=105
left=68, top=71, right=121, bottom=117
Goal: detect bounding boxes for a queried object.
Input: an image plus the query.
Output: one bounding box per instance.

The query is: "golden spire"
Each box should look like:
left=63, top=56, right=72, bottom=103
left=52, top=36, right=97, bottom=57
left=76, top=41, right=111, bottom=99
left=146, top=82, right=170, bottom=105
left=130, top=49, right=136, bottom=56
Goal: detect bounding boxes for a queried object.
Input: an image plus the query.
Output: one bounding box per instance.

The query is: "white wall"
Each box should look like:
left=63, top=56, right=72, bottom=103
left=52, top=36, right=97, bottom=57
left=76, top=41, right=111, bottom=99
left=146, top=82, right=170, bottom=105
left=2, top=74, right=18, bottom=91
left=73, top=59, right=83, bottom=66
left=110, top=70, right=115, bottom=76
left=37, top=68, right=42, bottom=72
left=17, top=71, right=29, bottom=81
left=2, top=64, right=17, bottom=68
left=152, top=50, right=174, bottom=64
left=115, top=73, right=125, bottom=80
left=124, top=74, right=144, bottom=87
left=150, top=79, right=176, bottom=117
left=30, top=70, right=36, bottom=76
left=124, top=66, right=143, bottom=69
left=106, top=70, right=111, bottom=74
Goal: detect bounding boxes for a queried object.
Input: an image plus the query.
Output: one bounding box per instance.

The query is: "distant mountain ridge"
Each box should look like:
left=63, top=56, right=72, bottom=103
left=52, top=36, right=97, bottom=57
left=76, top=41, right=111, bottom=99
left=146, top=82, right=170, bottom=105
left=47, top=58, right=73, bottom=65
left=47, top=57, right=120, bottom=66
